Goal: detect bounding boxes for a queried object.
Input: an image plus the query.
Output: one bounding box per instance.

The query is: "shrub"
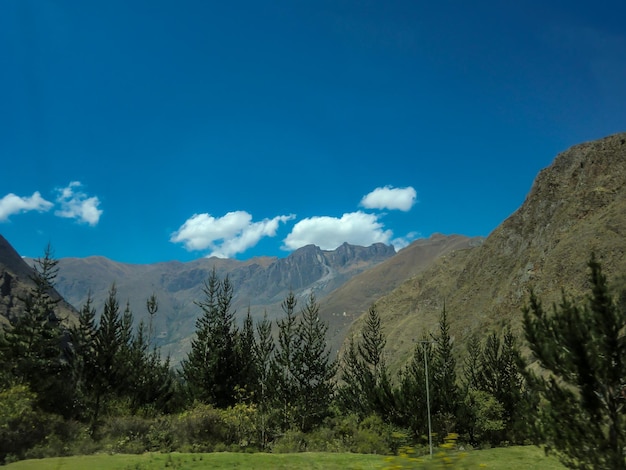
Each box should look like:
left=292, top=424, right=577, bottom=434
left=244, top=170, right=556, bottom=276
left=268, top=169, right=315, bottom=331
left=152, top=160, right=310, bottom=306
left=0, top=385, right=64, bottom=463
left=174, top=403, right=226, bottom=448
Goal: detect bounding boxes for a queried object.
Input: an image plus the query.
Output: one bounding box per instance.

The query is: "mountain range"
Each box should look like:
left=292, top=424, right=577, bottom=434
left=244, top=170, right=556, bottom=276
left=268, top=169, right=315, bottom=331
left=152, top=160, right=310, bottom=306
left=2, top=131, right=625, bottom=370
left=28, top=241, right=405, bottom=362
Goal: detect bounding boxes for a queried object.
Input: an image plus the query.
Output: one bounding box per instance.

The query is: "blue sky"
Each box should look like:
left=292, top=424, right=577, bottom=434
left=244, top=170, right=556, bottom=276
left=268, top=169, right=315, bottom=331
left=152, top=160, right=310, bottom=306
left=1, top=1, right=625, bottom=263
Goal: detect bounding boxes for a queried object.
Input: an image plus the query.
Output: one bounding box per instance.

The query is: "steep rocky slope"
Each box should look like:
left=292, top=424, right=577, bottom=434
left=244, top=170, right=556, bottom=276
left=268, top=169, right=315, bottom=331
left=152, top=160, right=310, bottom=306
left=349, top=132, right=626, bottom=374
left=0, top=235, right=77, bottom=326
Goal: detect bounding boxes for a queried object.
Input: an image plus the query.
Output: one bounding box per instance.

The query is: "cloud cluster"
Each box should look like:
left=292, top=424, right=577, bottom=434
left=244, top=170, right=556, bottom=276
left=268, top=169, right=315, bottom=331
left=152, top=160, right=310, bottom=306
left=55, top=182, right=103, bottom=226
left=0, top=192, right=53, bottom=221
left=360, top=185, right=417, bottom=211
left=0, top=182, right=102, bottom=225
left=171, top=211, right=295, bottom=258
left=282, top=211, right=392, bottom=250
left=172, top=185, right=419, bottom=258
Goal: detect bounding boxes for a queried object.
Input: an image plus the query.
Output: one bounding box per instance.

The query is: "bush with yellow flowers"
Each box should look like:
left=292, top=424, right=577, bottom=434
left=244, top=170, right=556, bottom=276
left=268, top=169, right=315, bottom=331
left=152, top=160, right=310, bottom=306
left=382, top=433, right=474, bottom=469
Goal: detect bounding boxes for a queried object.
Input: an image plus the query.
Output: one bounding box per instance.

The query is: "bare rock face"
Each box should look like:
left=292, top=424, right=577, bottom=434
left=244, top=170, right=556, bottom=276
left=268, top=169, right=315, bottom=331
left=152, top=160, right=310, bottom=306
left=0, top=235, right=77, bottom=325
left=0, top=235, right=35, bottom=323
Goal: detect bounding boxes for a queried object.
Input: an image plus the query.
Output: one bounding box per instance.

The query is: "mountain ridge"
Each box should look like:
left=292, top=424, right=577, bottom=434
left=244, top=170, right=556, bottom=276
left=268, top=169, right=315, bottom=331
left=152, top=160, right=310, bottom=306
left=32, top=241, right=401, bottom=362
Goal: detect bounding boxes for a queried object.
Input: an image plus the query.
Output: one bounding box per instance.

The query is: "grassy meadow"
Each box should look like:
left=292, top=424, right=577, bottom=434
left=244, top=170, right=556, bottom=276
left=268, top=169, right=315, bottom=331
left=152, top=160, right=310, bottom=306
left=5, top=446, right=565, bottom=470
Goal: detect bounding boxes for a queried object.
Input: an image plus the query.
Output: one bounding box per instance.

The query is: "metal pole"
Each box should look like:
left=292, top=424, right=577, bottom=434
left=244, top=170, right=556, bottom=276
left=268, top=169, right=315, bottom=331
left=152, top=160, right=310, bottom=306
left=418, top=340, right=435, bottom=459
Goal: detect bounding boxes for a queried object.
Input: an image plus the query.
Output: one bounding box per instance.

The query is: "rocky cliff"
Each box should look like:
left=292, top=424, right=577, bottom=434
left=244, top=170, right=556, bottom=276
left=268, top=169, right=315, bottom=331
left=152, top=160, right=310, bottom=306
left=0, top=235, right=77, bottom=326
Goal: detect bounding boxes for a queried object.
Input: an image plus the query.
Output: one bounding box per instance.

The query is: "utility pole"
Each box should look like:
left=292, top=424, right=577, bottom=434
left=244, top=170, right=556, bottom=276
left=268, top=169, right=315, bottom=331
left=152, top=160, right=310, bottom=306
left=418, top=339, right=436, bottom=458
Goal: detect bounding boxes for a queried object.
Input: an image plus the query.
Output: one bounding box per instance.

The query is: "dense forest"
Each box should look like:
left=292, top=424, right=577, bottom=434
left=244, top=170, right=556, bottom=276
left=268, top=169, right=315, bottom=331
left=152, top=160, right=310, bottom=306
left=1, top=247, right=625, bottom=469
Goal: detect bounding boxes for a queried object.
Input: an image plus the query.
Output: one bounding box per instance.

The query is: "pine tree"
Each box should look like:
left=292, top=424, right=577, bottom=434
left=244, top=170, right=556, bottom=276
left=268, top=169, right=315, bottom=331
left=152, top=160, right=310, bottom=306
left=254, top=311, right=275, bottom=447
left=255, top=311, right=275, bottom=398
left=338, top=304, right=395, bottom=420
left=338, top=334, right=367, bottom=415
left=181, top=271, right=218, bottom=403
left=272, top=291, right=299, bottom=431
left=524, top=255, right=626, bottom=469
left=457, top=326, right=530, bottom=445
left=292, top=293, right=336, bottom=432
left=462, top=334, right=482, bottom=390
left=498, top=328, right=528, bottom=441
left=396, top=335, right=435, bottom=438
left=431, top=305, right=458, bottom=434
left=0, top=245, right=73, bottom=417
left=181, top=269, right=240, bottom=407
left=91, top=284, right=125, bottom=428
left=127, top=319, right=176, bottom=413
left=236, top=308, right=258, bottom=401
left=68, top=294, right=98, bottom=420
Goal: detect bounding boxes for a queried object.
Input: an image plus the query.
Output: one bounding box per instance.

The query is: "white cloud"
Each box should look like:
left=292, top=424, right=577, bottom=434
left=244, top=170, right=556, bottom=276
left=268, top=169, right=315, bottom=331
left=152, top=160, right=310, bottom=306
left=171, top=211, right=295, bottom=258
left=0, top=192, right=53, bottom=221
left=360, top=185, right=417, bottom=211
left=55, top=181, right=103, bottom=226
left=282, top=211, right=393, bottom=251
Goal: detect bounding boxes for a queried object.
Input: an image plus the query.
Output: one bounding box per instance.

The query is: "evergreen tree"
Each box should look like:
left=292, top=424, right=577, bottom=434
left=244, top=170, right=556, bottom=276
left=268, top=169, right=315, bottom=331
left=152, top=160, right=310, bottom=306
left=338, top=304, right=395, bottom=420
left=254, top=311, right=275, bottom=447
left=181, top=269, right=240, bottom=407
left=431, top=306, right=458, bottom=434
left=254, top=311, right=275, bottom=399
left=458, top=333, right=490, bottom=445
left=498, top=328, right=530, bottom=441
left=272, top=290, right=299, bottom=431
left=524, top=256, right=626, bottom=469
left=291, top=293, right=337, bottom=432
left=127, top=319, right=176, bottom=414
left=462, top=334, right=482, bottom=390
left=396, top=336, right=435, bottom=439
left=475, top=327, right=529, bottom=444
left=92, top=284, right=125, bottom=428
left=146, top=292, right=158, bottom=342
left=68, top=294, right=98, bottom=420
left=338, top=334, right=366, bottom=415
left=180, top=271, right=218, bottom=403
left=0, top=245, right=73, bottom=417
left=116, top=300, right=135, bottom=392
left=479, top=331, right=502, bottom=399
left=236, top=308, right=258, bottom=401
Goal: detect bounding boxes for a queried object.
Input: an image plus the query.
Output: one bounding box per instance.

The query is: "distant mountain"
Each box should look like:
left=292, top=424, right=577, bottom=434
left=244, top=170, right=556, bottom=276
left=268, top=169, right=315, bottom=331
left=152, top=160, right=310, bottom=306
left=0, top=235, right=77, bottom=327
left=45, top=242, right=396, bottom=362
left=346, top=132, right=626, bottom=375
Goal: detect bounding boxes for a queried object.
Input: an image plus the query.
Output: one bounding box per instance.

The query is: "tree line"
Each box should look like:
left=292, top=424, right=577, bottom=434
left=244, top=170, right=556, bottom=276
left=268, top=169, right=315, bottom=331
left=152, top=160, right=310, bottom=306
left=1, top=247, right=625, bottom=469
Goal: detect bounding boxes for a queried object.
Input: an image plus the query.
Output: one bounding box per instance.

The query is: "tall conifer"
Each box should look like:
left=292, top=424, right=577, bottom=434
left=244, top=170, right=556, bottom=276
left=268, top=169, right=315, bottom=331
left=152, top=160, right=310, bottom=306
left=181, top=269, right=240, bottom=407
left=524, top=255, right=626, bottom=469
left=292, top=293, right=336, bottom=432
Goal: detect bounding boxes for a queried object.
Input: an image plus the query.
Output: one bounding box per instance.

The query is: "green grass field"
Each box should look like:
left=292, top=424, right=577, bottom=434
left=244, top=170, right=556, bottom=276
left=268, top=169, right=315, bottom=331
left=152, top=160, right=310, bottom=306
left=5, top=446, right=565, bottom=470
